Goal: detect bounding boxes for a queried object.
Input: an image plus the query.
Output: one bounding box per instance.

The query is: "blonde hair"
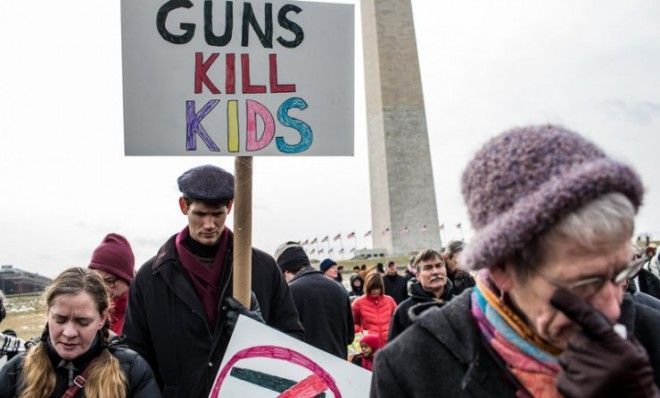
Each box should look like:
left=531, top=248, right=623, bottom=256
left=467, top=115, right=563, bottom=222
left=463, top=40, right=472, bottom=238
left=19, top=267, right=126, bottom=398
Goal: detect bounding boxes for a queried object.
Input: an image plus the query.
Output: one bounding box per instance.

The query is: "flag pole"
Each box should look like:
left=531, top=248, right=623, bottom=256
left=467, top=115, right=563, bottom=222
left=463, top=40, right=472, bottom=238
left=233, top=156, right=252, bottom=307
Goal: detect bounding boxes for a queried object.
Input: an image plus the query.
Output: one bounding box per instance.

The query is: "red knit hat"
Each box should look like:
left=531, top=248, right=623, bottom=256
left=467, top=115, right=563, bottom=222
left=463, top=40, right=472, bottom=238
left=360, top=333, right=381, bottom=352
left=88, top=233, right=135, bottom=284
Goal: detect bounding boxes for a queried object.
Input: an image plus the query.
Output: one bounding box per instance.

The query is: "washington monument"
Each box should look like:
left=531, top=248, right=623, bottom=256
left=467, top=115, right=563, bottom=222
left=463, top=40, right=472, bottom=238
left=361, top=0, right=441, bottom=255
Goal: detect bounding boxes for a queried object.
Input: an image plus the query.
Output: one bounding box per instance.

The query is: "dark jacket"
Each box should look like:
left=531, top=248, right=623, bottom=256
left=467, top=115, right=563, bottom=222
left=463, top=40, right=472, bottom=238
left=348, top=274, right=364, bottom=301
left=404, top=269, right=416, bottom=282
left=289, top=266, right=354, bottom=359
left=0, top=338, right=160, bottom=398
left=388, top=280, right=453, bottom=341
left=447, top=268, right=475, bottom=295
left=123, top=232, right=304, bottom=398
left=383, top=273, right=409, bottom=304
left=371, top=290, right=660, bottom=397
left=638, top=268, right=660, bottom=300
left=632, top=291, right=660, bottom=311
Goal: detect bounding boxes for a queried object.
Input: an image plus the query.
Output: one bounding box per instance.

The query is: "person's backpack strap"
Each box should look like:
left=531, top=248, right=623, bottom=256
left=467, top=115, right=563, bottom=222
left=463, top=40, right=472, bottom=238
left=60, top=356, right=100, bottom=398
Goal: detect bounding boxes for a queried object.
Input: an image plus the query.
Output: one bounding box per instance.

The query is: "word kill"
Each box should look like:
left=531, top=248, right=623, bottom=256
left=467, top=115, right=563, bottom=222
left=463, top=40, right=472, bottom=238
left=187, top=51, right=312, bottom=154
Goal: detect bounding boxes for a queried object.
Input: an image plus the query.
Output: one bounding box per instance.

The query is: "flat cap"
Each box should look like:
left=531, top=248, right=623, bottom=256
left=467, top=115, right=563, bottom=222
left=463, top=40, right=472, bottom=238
left=177, top=164, right=234, bottom=202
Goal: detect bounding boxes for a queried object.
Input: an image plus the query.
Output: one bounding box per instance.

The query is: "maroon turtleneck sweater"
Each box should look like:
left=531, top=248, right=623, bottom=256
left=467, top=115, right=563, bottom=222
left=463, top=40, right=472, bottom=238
left=175, top=226, right=231, bottom=328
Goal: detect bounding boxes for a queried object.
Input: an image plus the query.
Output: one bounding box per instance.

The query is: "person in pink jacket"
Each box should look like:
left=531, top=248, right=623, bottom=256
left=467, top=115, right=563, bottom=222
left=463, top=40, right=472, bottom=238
left=352, top=272, right=397, bottom=346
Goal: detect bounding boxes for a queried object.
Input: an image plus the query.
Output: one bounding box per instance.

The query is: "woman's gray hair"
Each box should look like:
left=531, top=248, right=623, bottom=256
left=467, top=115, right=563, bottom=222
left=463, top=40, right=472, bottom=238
left=510, top=192, right=635, bottom=280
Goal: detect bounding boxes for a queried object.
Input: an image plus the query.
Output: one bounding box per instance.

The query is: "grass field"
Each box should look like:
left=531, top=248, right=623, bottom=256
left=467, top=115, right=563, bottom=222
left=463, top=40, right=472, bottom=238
left=2, top=294, right=46, bottom=340
left=1, top=255, right=409, bottom=340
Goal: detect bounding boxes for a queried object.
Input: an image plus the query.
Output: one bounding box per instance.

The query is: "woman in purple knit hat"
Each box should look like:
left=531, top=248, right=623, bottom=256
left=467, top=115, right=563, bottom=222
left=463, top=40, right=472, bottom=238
left=371, top=124, right=660, bottom=398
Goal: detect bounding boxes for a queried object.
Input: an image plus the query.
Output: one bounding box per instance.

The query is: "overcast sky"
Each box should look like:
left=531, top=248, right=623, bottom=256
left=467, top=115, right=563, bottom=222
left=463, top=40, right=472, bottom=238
left=2, top=0, right=660, bottom=278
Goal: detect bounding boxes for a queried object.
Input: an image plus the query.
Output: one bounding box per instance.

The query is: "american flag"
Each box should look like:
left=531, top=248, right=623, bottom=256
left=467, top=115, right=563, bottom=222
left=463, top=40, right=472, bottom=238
left=347, top=231, right=355, bottom=239
left=333, top=233, right=342, bottom=241
left=364, top=230, right=372, bottom=237
left=321, top=235, right=329, bottom=243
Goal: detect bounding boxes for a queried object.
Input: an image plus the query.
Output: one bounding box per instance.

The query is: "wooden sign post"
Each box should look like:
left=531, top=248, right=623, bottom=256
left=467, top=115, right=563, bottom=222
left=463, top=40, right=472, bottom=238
left=121, top=0, right=353, bottom=308
left=233, top=156, right=253, bottom=307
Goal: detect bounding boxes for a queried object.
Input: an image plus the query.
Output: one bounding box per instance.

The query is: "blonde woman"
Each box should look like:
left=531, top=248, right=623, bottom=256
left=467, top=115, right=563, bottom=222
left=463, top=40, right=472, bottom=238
left=0, top=267, right=160, bottom=398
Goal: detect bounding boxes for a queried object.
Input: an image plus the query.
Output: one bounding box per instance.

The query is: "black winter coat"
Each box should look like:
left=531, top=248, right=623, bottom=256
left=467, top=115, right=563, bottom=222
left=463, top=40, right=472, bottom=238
left=289, top=266, right=354, bottom=359
left=371, top=290, right=660, bottom=397
left=123, top=232, right=304, bottom=398
left=0, top=338, right=160, bottom=398
left=388, top=280, right=453, bottom=341
left=447, top=268, right=475, bottom=295
left=348, top=274, right=364, bottom=301
left=638, top=268, right=660, bottom=300
left=383, top=274, right=408, bottom=304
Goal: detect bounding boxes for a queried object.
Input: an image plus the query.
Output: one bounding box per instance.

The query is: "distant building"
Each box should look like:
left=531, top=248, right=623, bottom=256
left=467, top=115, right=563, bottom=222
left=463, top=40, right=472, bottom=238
left=353, top=248, right=388, bottom=260
left=0, top=265, right=51, bottom=295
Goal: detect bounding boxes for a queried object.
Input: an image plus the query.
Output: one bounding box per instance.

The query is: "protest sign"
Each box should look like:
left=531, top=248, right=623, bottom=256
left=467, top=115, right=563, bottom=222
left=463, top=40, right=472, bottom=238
left=121, top=0, right=354, bottom=156
left=209, top=316, right=372, bottom=397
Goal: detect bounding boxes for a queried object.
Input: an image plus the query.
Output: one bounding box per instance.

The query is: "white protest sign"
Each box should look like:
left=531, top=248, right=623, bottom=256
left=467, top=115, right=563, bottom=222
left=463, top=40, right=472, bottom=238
left=121, top=0, right=354, bottom=156
left=209, top=316, right=372, bottom=397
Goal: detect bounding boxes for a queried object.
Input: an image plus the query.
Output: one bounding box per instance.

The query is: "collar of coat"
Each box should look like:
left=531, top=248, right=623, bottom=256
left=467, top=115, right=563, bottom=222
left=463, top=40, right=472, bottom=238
left=414, top=290, right=641, bottom=394
left=151, top=229, right=235, bottom=271
left=409, top=280, right=454, bottom=302
left=290, top=265, right=323, bottom=282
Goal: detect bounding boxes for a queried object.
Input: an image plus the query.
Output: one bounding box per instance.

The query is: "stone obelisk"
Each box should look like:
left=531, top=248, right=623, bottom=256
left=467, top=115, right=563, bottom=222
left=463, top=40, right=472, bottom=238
left=361, top=0, right=441, bottom=255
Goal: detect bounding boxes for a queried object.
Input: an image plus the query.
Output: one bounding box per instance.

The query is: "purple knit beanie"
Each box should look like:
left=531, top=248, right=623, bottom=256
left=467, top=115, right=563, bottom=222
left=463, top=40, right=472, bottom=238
left=460, top=124, right=643, bottom=271
left=88, top=233, right=135, bottom=284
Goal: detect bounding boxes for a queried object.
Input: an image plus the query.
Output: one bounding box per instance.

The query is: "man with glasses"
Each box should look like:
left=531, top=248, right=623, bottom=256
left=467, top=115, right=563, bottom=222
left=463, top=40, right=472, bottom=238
left=371, top=125, right=660, bottom=397
left=88, top=233, right=135, bottom=334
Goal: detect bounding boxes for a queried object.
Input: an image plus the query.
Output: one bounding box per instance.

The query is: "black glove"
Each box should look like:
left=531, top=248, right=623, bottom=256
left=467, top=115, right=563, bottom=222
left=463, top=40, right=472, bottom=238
left=550, top=288, right=659, bottom=398
left=223, top=292, right=265, bottom=334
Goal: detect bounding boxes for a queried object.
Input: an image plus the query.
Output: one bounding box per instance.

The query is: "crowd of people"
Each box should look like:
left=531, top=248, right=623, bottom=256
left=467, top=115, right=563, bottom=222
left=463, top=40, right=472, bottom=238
left=2, top=124, right=660, bottom=397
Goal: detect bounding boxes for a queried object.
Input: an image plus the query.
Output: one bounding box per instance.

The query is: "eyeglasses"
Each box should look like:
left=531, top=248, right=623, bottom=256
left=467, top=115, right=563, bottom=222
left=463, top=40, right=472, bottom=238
left=534, top=258, right=644, bottom=299
left=103, top=276, right=119, bottom=287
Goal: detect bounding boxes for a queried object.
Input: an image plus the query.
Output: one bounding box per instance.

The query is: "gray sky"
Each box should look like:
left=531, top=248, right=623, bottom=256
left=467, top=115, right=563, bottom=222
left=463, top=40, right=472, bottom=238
left=2, top=0, right=660, bottom=278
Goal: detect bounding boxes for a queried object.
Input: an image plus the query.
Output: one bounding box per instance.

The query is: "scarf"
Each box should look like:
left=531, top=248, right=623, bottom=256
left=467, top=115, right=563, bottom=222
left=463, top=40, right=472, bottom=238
left=471, top=271, right=562, bottom=398
left=110, top=293, right=128, bottom=335
left=176, top=226, right=230, bottom=328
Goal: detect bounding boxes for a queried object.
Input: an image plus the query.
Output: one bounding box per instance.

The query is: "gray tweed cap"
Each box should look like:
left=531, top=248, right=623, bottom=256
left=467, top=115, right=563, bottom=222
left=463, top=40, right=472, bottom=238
left=460, top=124, right=643, bottom=271
left=177, top=164, right=234, bottom=202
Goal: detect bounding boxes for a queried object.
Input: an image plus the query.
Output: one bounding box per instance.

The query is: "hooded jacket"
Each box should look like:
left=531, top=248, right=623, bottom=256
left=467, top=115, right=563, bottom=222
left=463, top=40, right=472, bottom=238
left=351, top=333, right=382, bottom=371
left=349, top=274, right=364, bottom=300
left=388, top=280, right=454, bottom=341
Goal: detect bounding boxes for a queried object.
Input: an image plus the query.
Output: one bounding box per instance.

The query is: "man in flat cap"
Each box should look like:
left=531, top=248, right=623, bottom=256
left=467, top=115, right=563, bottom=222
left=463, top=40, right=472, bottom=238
left=124, top=164, right=304, bottom=398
